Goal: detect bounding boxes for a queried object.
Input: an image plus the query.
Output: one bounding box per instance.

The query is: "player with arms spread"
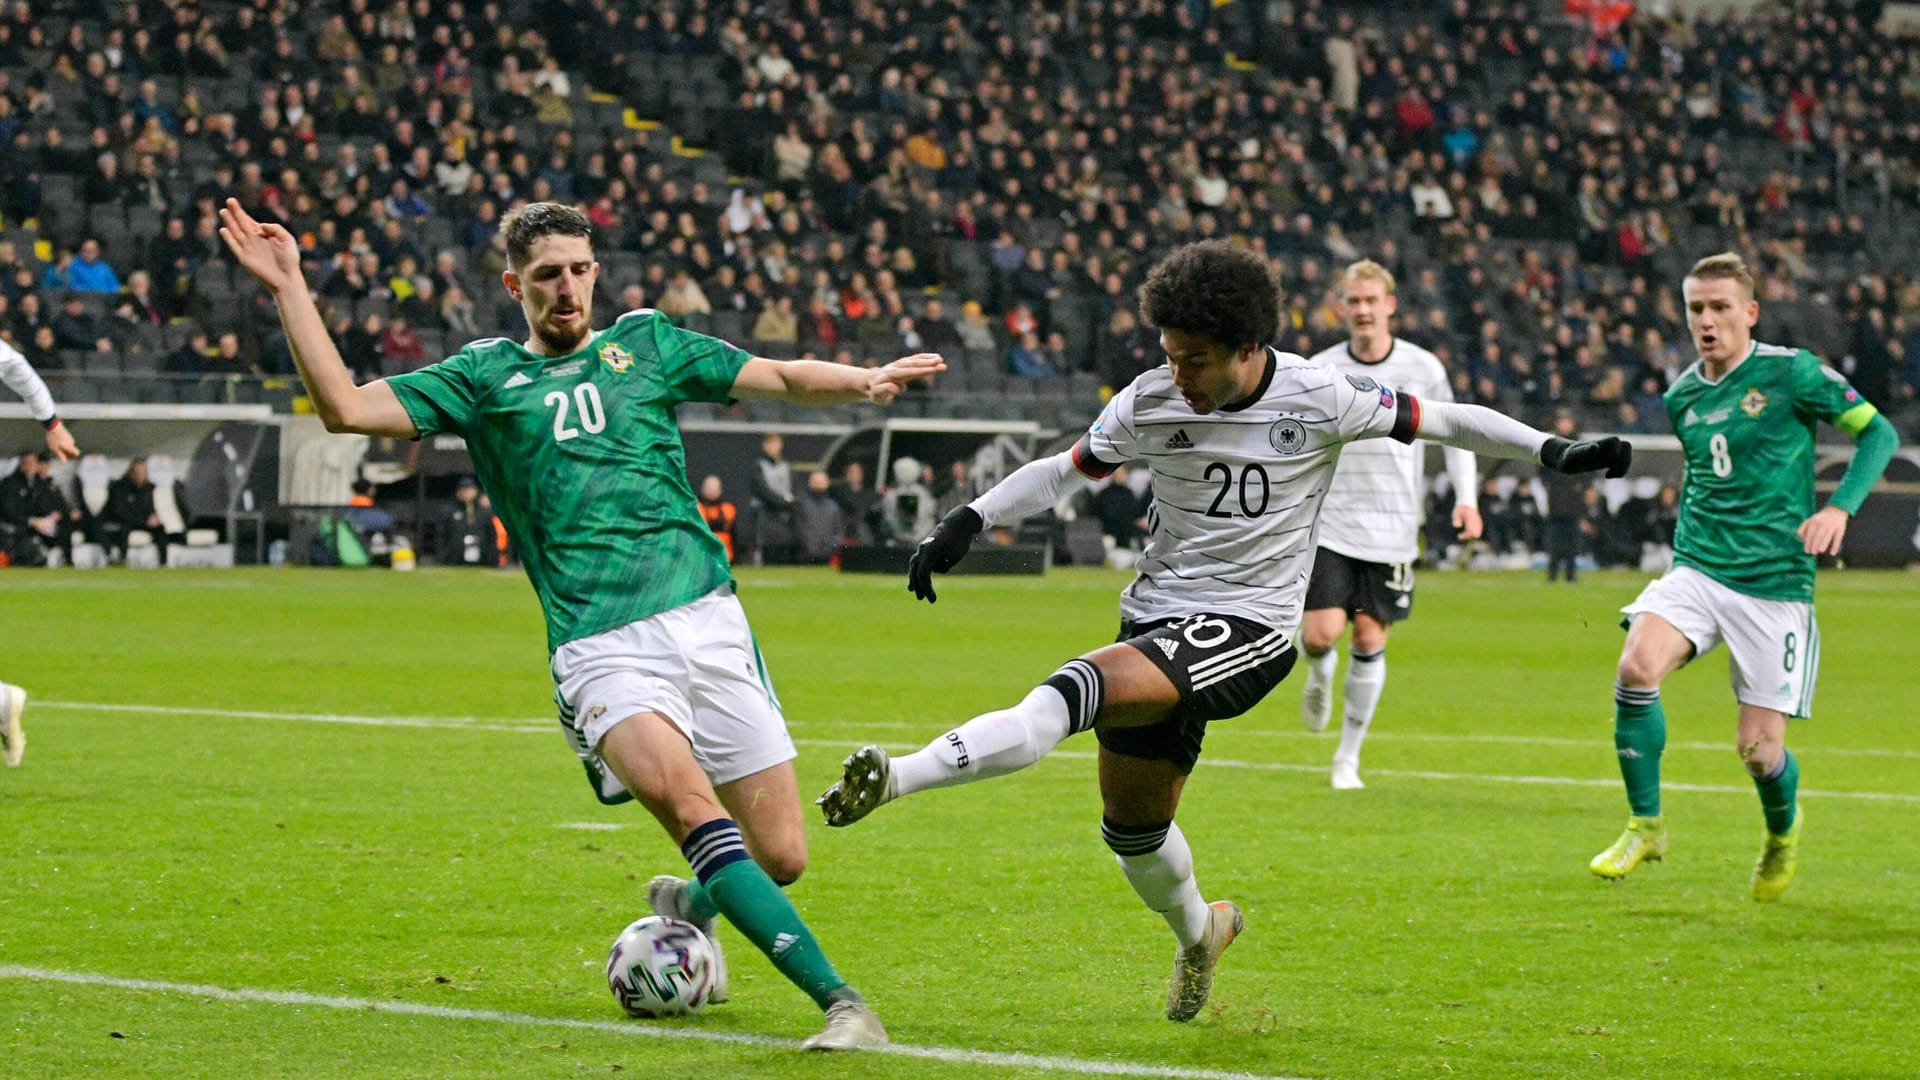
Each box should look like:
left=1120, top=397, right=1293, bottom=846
left=817, top=242, right=1628, bottom=1019
left=1, top=335, right=82, bottom=767
left=1592, top=252, right=1899, bottom=901
left=220, top=198, right=942, bottom=1049
left=1298, top=260, right=1481, bottom=789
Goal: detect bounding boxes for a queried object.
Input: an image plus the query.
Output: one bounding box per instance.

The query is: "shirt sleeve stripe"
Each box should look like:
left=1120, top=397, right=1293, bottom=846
left=1071, top=436, right=1121, bottom=479
left=1836, top=401, right=1879, bottom=437
left=1392, top=392, right=1420, bottom=444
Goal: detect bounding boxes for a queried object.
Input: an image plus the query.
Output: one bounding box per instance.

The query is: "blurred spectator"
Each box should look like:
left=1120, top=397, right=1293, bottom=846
left=0, top=451, right=80, bottom=566
left=1008, top=331, right=1056, bottom=378
left=52, top=295, right=111, bottom=353
left=98, top=456, right=175, bottom=563
left=830, top=461, right=879, bottom=545
left=1091, top=464, right=1149, bottom=550
left=68, top=240, right=122, bottom=294
left=697, top=474, right=738, bottom=564
left=749, top=432, right=794, bottom=565
left=438, top=476, right=500, bottom=567
left=343, top=478, right=395, bottom=536
left=792, top=470, right=844, bottom=566
left=752, top=296, right=799, bottom=345
left=378, top=316, right=428, bottom=373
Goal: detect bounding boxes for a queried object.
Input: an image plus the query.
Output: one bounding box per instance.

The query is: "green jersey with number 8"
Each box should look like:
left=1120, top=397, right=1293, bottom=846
left=1664, top=341, right=1879, bottom=602
left=386, top=308, right=748, bottom=651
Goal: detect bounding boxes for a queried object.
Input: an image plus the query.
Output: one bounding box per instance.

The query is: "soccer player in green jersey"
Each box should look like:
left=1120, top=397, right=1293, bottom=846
left=1592, top=252, right=1899, bottom=901
left=219, top=198, right=943, bottom=1048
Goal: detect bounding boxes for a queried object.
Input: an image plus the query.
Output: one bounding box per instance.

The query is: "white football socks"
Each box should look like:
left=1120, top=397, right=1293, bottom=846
left=1108, top=821, right=1210, bottom=949
left=890, top=684, right=1072, bottom=797
left=1334, top=648, right=1386, bottom=766
left=1304, top=646, right=1339, bottom=695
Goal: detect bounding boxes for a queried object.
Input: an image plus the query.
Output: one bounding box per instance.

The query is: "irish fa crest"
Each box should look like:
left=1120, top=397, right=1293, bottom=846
left=1269, top=417, right=1308, bottom=456
left=599, top=341, right=634, bottom=373
left=1741, top=388, right=1767, bottom=417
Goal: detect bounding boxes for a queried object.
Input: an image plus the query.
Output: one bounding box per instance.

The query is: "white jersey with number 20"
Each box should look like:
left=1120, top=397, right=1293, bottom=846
left=1073, top=348, right=1419, bottom=636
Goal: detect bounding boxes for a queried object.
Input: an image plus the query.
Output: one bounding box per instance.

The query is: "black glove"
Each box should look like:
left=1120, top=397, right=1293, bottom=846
left=907, top=505, right=983, bottom=603
left=1540, top=435, right=1632, bottom=478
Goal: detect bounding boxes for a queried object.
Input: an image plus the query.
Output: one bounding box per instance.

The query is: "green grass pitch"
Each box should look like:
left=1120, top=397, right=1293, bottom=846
left=3, top=566, right=1917, bottom=1078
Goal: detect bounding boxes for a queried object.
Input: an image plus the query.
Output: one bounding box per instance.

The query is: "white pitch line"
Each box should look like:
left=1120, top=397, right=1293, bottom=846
left=789, top=740, right=1920, bottom=805
left=812, top=718, right=1920, bottom=761
left=36, top=700, right=550, bottom=733
left=34, top=701, right=1920, bottom=804
left=0, top=966, right=1305, bottom=1080
left=42, top=700, right=1920, bottom=761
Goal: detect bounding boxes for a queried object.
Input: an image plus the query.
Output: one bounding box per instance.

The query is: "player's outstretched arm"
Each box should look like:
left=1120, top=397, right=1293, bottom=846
left=907, top=451, right=1091, bottom=602
left=1800, top=410, right=1900, bottom=555
left=1, top=337, right=79, bottom=460
left=731, top=353, right=946, bottom=406
left=218, top=199, right=417, bottom=438
left=1415, top=400, right=1632, bottom=476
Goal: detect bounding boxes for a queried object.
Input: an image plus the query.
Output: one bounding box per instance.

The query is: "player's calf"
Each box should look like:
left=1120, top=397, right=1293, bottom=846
left=819, top=658, right=1104, bottom=825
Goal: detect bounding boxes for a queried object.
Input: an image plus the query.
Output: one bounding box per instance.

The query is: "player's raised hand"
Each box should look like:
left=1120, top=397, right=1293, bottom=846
left=907, top=505, right=983, bottom=603
left=1540, top=436, right=1632, bottom=478
left=866, top=353, right=947, bottom=406
left=44, top=420, right=79, bottom=462
left=218, top=198, right=302, bottom=294
left=1796, top=505, right=1849, bottom=556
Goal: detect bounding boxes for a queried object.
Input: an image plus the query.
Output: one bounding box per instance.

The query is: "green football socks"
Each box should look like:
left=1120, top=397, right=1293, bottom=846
left=1754, top=749, right=1799, bottom=835
left=1612, top=684, right=1666, bottom=817
left=681, top=818, right=859, bottom=1009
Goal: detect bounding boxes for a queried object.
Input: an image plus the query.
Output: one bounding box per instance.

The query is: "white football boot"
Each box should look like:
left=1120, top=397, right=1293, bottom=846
left=647, top=875, right=728, bottom=1003
left=801, top=999, right=889, bottom=1050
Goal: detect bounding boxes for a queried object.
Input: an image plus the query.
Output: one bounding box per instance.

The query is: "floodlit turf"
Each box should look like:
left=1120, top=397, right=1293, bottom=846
left=3, top=565, right=1918, bottom=1078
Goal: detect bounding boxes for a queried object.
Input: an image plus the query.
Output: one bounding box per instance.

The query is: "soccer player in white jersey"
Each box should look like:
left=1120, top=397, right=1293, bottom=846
left=1, top=336, right=82, bottom=768
left=817, top=242, right=1628, bottom=1019
left=222, top=199, right=941, bottom=1049
left=1298, top=260, right=1481, bottom=790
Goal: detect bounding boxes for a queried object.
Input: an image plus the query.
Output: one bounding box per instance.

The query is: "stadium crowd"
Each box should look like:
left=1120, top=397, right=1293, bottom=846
left=2, top=0, right=1917, bottom=431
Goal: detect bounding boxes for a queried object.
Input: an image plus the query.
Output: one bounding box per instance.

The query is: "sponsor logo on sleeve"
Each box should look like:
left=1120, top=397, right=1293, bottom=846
left=1344, top=373, right=1379, bottom=393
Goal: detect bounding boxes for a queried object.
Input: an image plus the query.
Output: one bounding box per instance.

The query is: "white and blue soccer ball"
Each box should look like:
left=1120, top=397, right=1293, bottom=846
left=605, top=915, right=716, bottom=1018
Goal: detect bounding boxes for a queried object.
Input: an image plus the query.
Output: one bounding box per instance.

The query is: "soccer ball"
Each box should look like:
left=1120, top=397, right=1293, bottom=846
left=605, top=916, right=716, bottom=1018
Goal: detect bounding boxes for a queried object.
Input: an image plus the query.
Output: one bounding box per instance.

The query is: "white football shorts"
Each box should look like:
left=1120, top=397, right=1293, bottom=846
left=1621, top=564, right=1819, bottom=717
left=551, top=587, right=794, bottom=799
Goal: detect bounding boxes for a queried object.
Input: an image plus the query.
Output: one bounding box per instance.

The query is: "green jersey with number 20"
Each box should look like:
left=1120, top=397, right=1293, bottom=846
left=387, top=308, right=748, bottom=652
left=1664, top=341, right=1879, bottom=602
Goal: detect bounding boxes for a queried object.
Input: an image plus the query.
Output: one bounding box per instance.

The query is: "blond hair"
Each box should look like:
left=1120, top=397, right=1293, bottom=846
left=1340, top=259, right=1396, bottom=296
left=1685, top=252, right=1754, bottom=298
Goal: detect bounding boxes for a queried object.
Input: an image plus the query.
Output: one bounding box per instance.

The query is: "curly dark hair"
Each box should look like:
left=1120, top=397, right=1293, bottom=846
left=1137, top=240, right=1279, bottom=350
left=499, top=201, right=593, bottom=269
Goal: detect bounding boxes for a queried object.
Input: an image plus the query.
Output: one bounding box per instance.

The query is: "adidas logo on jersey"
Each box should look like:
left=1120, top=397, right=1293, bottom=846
left=1165, top=429, right=1194, bottom=449
left=1155, top=638, right=1180, bottom=660
left=1682, top=407, right=1699, bottom=426
left=503, top=371, right=533, bottom=389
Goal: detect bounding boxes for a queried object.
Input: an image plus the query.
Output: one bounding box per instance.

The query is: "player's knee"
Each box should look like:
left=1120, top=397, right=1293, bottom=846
left=1350, top=623, right=1387, bottom=655
left=1615, top=651, right=1664, bottom=690
left=1301, top=624, right=1339, bottom=655
left=758, top=846, right=808, bottom=886
left=1737, top=737, right=1782, bottom=779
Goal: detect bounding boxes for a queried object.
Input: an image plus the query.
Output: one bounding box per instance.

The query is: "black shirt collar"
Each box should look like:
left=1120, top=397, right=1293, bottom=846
left=1221, top=348, right=1278, bottom=413
left=1346, top=337, right=1396, bottom=365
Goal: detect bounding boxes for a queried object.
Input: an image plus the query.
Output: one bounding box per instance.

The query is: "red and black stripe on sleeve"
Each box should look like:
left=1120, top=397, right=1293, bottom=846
left=1390, top=392, right=1421, bottom=444
left=1071, top=436, right=1121, bottom=479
